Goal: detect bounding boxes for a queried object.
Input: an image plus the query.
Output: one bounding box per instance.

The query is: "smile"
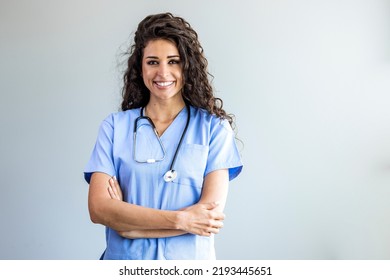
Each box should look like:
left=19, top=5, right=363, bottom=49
left=154, top=81, right=174, bottom=87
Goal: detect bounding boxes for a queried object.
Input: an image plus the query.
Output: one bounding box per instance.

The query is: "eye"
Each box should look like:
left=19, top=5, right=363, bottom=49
left=168, top=59, right=181, bottom=65
left=146, top=60, right=158, bottom=65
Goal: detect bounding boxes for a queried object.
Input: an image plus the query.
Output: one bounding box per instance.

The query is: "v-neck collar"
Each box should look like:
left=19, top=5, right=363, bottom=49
left=139, top=105, right=189, bottom=140
left=159, top=105, right=188, bottom=139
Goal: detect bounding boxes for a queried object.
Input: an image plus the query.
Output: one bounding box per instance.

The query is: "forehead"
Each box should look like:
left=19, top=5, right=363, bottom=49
left=143, top=39, right=179, bottom=57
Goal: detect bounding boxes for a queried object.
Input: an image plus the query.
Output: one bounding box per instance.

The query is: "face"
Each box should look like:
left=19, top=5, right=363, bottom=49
left=142, top=39, right=184, bottom=103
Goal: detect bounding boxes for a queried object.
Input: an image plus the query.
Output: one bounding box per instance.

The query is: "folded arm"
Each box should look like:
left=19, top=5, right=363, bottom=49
left=105, top=169, right=229, bottom=239
left=88, top=171, right=226, bottom=237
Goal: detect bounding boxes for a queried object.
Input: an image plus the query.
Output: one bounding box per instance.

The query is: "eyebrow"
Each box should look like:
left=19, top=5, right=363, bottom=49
left=145, top=55, right=180, bottom=59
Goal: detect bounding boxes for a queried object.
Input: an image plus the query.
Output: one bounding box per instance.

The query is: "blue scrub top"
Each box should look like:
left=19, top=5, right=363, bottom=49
left=84, top=105, right=243, bottom=260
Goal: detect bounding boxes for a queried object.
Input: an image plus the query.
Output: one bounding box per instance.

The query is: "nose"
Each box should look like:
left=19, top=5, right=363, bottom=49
left=157, top=63, right=169, bottom=77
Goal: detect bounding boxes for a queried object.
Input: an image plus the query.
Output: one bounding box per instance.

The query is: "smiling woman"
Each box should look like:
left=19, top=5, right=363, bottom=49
left=141, top=39, right=185, bottom=132
left=84, top=12, right=243, bottom=260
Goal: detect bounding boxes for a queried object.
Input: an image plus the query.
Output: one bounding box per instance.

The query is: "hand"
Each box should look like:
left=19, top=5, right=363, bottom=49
left=107, top=176, right=123, bottom=201
left=117, top=230, right=135, bottom=239
left=178, top=202, right=225, bottom=237
left=107, top=177, right=131, bottom=237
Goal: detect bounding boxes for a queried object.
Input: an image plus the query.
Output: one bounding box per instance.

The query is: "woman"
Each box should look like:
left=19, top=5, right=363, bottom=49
left=84, top=12, right=243, bottom=260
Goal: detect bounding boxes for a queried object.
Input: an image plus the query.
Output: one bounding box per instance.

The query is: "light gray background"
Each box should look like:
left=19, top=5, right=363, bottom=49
left=1, top=0, right=389, bottom=259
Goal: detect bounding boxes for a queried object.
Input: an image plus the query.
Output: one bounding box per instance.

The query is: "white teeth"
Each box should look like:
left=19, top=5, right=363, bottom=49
left=155, top=81, right=174, bottom=87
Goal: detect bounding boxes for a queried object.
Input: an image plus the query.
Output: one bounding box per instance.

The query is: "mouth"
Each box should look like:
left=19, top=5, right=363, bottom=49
left=154, top=81, right=174, bottom=88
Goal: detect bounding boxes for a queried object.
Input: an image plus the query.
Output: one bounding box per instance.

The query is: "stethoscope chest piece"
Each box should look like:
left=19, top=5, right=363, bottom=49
left=163, top=170, right=177, bottom=182
left=135, top=103, right=190, bottom=183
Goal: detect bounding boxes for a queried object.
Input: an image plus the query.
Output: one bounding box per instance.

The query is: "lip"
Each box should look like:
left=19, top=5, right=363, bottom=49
left=153, top=81, right=175, bottom=89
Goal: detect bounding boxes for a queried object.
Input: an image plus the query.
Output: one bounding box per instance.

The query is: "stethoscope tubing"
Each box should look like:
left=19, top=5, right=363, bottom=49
left=168, top=103, right=190, bottom=171
left=133, top=103, right=191, bottom=180
left=133, top=115, right=166, bottom=163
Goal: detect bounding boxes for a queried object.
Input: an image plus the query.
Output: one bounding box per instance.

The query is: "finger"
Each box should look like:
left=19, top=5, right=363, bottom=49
left=111, top=176, right=117, bottom=187
left=108, top=178, right=117, bottom=197
left=217, top=212, right=226, bottom=220
left=206, top=220, right=224, bottom=231
left=108, top=179, right=120, bottom=200
left=110, top=178, right=119, bottom=198
left=208, top=221, right=224, bottom=234
left=112, top=176, right=123, bottom=200
left=111, top=177, right=123, bottom=199
left=195, top=219, right=223, bottom=235
left=200, top=227, right=219, bottom=236
left=208, top=227, right=220, bottom=234
left=209, top=211, right=225, bottom=221
left=213, top=220, right=224, bottom=228
left=108, top=177, right=115, bottom=188
left=195, top=228, right=211, bottom=237
left=107, top=185, right=115, bottom=199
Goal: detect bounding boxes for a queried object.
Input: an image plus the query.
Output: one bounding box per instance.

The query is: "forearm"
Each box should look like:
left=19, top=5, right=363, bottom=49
left=118, top=229, right=187, bottom=239
left=96, top=172, right=225, bottom=236
left=95, top=201, right=181, bottom=232
left=88, top=173, right=182, bottom=232
left=198, top=169, right=229, bottom=212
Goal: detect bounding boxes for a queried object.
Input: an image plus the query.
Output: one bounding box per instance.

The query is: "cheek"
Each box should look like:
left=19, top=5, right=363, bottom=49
left=142, top=69, right=153, bottom=82
left=175, top=69, right=184, bottom=84
left=141, top=72, right=153, bottom=90
left=142, top=76, right=148, bottom=88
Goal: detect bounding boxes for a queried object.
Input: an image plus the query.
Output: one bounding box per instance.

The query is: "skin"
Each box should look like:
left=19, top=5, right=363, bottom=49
left=142, top=39, right=186, bottom=136
left=89, top=171, right=228, bottom=238
left=107, top=169, right=229, bottom=239
left=88, top=39, right=229, bottom=239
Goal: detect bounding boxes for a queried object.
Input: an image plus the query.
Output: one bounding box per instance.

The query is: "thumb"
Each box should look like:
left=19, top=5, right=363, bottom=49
left=204, top=201, right=220, bottom=210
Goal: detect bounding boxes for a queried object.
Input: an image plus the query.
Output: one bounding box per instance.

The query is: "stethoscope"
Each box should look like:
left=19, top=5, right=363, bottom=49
left=133, top=103, right=190, bottom=182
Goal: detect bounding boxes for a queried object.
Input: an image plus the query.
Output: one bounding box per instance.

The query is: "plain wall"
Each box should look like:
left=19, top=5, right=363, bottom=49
left=1, top=0, right=389, bottom=259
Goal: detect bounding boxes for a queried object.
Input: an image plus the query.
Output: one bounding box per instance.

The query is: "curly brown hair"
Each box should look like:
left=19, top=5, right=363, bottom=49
left=121, top=12, right=234, bottom=126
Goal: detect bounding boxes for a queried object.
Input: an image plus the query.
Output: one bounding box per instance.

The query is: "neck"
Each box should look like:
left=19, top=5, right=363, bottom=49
left=145, top=99, right=186, bottom=123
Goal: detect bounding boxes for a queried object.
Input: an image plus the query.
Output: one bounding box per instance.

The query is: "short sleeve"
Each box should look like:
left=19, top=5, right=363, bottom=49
left=205, top=118, right=243, bottom=181
left=84, top=115, right=116, bottom=184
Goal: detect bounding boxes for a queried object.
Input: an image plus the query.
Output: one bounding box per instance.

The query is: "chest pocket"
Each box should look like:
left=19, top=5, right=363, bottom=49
left=173, top=143, right=209, bottom=188
left=162, top=144, right=208, bottom=211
